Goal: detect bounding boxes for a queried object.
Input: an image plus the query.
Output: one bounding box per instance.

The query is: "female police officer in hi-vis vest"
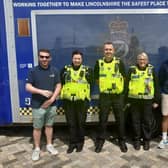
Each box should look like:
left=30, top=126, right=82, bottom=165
left=60, top=50, right=93, bottom=153
left=126, top=52, right=160, bottom=151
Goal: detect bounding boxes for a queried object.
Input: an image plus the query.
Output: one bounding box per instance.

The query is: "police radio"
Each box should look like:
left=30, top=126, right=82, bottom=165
left=79, top=70, right=84, bottom=78
left=65, top=70, right=71, bottom=81
left=114, top=63, right=119, bottom=73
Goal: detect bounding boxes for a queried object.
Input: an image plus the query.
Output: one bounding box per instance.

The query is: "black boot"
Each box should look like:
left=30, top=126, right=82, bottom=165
left=119, top=140, right=128, bottom=153
left=76, top=143, right=84, bottom=152
left=67, top=144, right=76, bottom=154
left=133, top=140, right=141, bottom=150
left=95, top=140, right=104, bottom=153
left=143, top=141, right=150, bottom=151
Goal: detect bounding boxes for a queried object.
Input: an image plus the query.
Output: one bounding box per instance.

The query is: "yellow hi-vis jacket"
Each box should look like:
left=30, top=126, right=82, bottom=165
left=61, top=65, right=90, bottom=101
left=99, top=57, right=124, bottom=94
left=128, top=64, right=154, bottom=99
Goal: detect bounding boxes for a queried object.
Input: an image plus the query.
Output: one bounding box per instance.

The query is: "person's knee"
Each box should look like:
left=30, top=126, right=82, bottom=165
left=32, top=108, right=45, bottom=129
left=45, top=107, right=56, bottom=126
left=162, top=115, right=168, bottom=122
left=33, top=111, right=45, bottom=128
left=33, top=117, right=44, bottom=129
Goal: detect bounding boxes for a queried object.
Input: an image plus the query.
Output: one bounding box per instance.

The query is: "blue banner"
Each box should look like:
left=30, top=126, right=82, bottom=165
left=13, top=0, right=168, bottom=9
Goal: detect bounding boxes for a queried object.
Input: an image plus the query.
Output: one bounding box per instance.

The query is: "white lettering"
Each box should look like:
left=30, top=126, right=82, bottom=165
left=150, top=1, right=166, bottom=7
left=85, top=1, right=120, bottom=7
left=121, top=1, right=131, bottom=7
left=63, top=2, right=69, bottom=7
left=70, top=2, right=85, bottom=7
left=131, top=1, right=150, bottom=7
left=37, top=2, right=62, bottom=7
left=13, top=2, right=36, bottom=7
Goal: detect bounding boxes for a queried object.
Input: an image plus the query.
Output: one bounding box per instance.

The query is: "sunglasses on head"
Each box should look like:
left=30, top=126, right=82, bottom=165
left=39, top=55, right=50, bottom=59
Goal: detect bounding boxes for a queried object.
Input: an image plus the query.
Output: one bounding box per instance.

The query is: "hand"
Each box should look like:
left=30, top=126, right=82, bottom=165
left=41, top=98, right=55, bottom=109
left=41, top=90, right=53, bottom=98
left=152, top=103, right=159, bottom=109
left=123, top=103, right=131, bottom=111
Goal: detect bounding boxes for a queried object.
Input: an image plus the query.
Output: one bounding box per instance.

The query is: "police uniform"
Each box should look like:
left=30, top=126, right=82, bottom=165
left=94, top=57, right=127, bottom=152
left=127, top=64, right=160, bottom=150
left=61, top=64, right=93, bottom=152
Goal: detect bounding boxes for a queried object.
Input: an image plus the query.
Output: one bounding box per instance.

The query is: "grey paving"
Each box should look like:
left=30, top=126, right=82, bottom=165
left=0, top=126, right=167, bottom=168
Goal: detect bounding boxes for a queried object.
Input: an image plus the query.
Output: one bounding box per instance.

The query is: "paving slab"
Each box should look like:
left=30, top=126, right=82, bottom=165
left=0, top=126, right=167, bottom=168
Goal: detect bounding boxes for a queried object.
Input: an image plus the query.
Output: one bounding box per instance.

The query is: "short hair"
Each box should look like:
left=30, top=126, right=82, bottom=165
left=72, top=50, right=83, bottom=58
left=137, top=52, right=148, bottom=60
left=38, top=49, right=51, bottom=56
left=104, top=41, right=114, bottom=46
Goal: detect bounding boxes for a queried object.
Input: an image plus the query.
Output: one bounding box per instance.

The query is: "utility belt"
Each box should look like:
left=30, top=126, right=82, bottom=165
left=101, top=88, right=120, bottom=94
left=128, top=93, right=154, bottom=99
left=100, top=82, right=123, bottom=94
left=61, top=83, right=90, bottom=101
left=66, top=93, right=80, bottom=101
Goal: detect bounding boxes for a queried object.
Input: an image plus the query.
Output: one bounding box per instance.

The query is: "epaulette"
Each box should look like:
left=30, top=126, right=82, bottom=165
left=114, top=56, right=120, bottom=61
left=130, top=65, right=136, bottom=69
left=81, top=66, right=89, bottom=73
left=130, top=66, right=136, bottom=73
left=98, top=59, right=104, bottom=66
left=65, top=65, right=72, bottom=69
left=148, top=64, right=153, bottom=68
left=99, top=58, right=103, bottom=62
left=147, top=64, right=153, bottom=75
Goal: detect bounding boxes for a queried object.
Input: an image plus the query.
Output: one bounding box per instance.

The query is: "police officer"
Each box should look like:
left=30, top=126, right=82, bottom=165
left=127, top=52, right=160, bottom=150
left=60, top=50, right=93, bottom=153
left=94, top=42, right=127, bottom=153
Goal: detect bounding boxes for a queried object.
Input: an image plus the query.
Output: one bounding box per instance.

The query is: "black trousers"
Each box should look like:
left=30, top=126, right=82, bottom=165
left=129, top=99, right=153, bottom=141
left=98, top=93, right=126, bottom=141
left=63, top=99, right=88, bottom=145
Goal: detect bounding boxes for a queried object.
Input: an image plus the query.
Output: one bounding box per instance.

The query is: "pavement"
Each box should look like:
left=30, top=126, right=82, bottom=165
left=0, top=125, right=168, bottom=168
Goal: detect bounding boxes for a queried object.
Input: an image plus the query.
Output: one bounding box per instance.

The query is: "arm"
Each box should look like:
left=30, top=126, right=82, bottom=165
left=41, top=68, right=62, bottom=108
left=60, top=67, right=66, bottom=85
left=51, top=83, right=62, bottom=100
left=158, top=63, right=166, bottom=90
left=41, top=82, right=62, bottom=109
left=152, top=68, right=160, bottom=108
left=125, top=68, right=132, bottom=98
left=124, top=67, right=132, bottom=104
left=119, top=60, right=126, bottom=94
left=86, top=67, right=94, bottom=87
left=25, top=69, right=53, bottom=98
left=94, top=60, right=99, bottom=85
left=119, top=60, right=126, bottom=78
left=25, top=83, right=53, bottom=98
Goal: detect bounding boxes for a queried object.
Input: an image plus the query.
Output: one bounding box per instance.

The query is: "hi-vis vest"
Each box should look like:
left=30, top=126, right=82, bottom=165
left=61, top=65, right=90, bottom=101
left=128, top=64, right=154, bottom=99
left=99, top=57, right=124, bottom=94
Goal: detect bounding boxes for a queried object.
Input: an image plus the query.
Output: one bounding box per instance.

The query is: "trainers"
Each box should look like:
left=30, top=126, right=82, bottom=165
left=46, top=144, right=58, bottom=155
left=32, top=148, right=40, bottom=161
left=158, top=140, right=168, bottom=149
